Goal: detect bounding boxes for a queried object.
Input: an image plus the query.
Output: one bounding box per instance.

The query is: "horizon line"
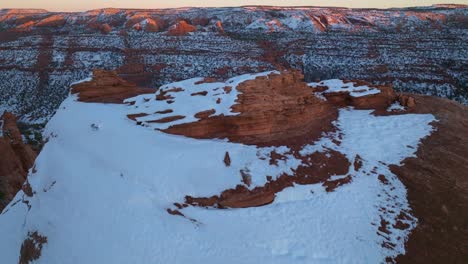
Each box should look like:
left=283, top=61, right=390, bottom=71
left=1, top=3, right=466, bottom=13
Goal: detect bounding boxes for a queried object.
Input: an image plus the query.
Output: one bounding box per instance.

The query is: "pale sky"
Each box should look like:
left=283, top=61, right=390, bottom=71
left=1, top=0, right=467, bottom=12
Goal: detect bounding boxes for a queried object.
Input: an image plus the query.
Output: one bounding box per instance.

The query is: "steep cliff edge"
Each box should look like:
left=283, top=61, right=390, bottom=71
left=0, top=112, right=37, bottom=210
left=70, top=69, right=155, bottom=103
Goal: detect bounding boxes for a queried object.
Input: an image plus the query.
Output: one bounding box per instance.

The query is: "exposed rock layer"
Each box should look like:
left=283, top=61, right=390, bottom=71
left=164, top=71, right=338, bottom=147
left=323, top=85, right=397, bottom=111
left=0, top=112, right=37, bottom=210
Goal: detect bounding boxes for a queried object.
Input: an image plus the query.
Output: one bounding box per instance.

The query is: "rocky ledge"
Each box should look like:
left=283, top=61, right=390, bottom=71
left=70, top=70, right=155, bottom=104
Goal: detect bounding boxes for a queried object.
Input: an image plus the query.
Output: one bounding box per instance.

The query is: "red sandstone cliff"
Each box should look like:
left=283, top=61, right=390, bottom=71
left=0, top=112, right=37, bottom=210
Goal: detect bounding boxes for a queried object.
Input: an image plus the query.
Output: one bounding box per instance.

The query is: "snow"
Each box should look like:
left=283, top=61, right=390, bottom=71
left=246, top=19, right=271, bottom=30
left=309, top=79, right=381, bottom=97
left=280, top=15, right=317, bottom=31
left=301, top=108, right=436, bottom=165
left=0, top=74, right=436, bottom=263
left=245, top=13, right=319, bottom=32
left=387, top=101, right=406, bottom=111
left=70, top=77, right=92, bottom=86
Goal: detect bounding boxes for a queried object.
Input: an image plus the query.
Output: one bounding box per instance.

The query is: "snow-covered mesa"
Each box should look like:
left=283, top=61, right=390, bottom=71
left=0, top=72, right=436, bottom=263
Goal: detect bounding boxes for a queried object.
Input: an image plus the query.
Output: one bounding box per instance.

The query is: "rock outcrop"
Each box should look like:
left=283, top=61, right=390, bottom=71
left=71, top=70, right=155, bottom=104
left=0, top=112, right=37, bottom=210
left=164, top=70, right=338, bottom=147
left=317, top=80, right=398, bottom=111
left=398, top=94, right=417, bottom=108
left=18, top=231, right=48, bottom=264
left=167, top=20, right=196, bottom=36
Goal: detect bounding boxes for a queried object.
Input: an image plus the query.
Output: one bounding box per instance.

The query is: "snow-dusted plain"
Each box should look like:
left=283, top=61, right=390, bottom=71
left=0, top=73, right=436, bottom=263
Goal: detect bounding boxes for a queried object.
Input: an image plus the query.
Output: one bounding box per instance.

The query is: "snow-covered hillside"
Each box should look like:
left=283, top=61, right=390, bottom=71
left=0, top=71, right=437, bottom=263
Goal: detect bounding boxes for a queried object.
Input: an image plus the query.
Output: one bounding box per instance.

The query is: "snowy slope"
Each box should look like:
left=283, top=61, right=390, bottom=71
left=0, top=72, right=435, bottom=263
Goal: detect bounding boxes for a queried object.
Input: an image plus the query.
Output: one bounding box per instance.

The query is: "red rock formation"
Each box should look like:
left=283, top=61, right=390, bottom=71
left=351, top=85, right=396, bottom=110
left=0, top=112, right=37, bottom=210
left=167, top=20, right=196, bottom=36
left=127, top=113, right=149, bottom=121
left=16, top=21, right=35, bottom=30
left=194, top=109, right=215, bottom=119
left=398, top=94, right=416, bottom=108
left=191, top=91, right=208, bottom=96
left=164, top=70, right=337, bottom=147
left=71, top=70, right=154, bottom=104
left=155, top=109, right=174, bottom=114
left=148, top=115, right=185, bottom=123
left=322, top=81, right=397, bottom=111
